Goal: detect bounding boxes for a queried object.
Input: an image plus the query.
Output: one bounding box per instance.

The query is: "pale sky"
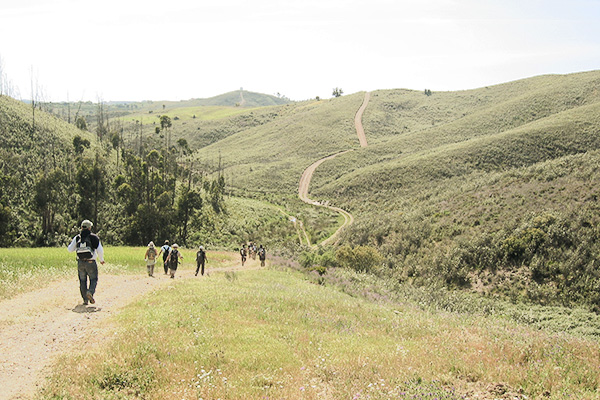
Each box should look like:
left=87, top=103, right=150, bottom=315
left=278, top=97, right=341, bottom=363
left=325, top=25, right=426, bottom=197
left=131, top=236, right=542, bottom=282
left=1, top=0, right=599, bottom=102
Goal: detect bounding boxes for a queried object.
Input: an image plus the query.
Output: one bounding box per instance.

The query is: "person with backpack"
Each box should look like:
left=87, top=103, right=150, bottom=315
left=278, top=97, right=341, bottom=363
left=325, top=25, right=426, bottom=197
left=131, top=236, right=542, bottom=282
left=165, top=243, right=183, bottom=279
left=67, top=219, right=105, bottom=305
left=144, top=241, right=157, bottom=277
left=158, top=240, right=171, bottom=275
left=195, top=245, right=207, bottom=276
left=258, top=244, right=266, bottom=267
left=240, top=244, right=247, bottom=267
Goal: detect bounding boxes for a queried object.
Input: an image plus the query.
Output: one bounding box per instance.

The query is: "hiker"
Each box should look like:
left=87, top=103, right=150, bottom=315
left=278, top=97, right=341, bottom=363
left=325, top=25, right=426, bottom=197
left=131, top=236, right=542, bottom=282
left=258, top=244, right=266, bottom=267
left=240, top=244, right=247, bottom=267
left=158, top=240, right=171, bottom=275
left=166, top=243, right=183, bottom=279
left=250, top=242, right=257, bottom=260
left=67, top=219, right=105, bottom=305
left=195, top=245, right=207, bottom=276
left=144, top=241, right=157, bottom=277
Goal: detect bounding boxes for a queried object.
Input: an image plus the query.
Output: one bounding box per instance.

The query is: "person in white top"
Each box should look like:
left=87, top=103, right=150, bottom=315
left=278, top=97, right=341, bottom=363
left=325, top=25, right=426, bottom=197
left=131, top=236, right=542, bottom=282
left=67, top=219, right=105, bottom=305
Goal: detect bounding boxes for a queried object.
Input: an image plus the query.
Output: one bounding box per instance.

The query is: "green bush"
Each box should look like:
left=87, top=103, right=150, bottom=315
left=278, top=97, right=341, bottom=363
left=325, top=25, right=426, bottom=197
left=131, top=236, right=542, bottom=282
left=336, top=245, right=383, bottom=273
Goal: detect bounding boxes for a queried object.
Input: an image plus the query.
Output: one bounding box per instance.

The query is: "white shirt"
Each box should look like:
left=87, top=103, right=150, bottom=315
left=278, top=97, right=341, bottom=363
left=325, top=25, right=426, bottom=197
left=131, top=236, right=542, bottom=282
left=68, top=233, right=105, bottom=263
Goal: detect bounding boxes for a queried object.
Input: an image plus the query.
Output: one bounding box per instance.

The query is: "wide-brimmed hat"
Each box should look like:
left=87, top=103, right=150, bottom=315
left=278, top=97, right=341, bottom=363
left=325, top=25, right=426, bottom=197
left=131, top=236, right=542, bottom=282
left=172, top=243, right=179, bottom=248
left=199, top=245, right=204, bottom=250
left=81, top=220, right=93, bottom=229
left=148, top=241, right=155, bottom=248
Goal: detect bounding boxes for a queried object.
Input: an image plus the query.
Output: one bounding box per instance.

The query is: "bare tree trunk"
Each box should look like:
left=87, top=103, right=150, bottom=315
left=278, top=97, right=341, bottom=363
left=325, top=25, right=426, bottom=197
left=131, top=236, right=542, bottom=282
left=30, top=67, right=36, bottom=138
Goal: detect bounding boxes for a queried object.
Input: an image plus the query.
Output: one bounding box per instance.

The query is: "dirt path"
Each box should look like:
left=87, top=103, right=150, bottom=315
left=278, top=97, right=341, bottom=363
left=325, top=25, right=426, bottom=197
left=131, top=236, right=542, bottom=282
left=0, top=257, right=262, bottom=400
left=355, top=91, right=370, bottom=147
left=298, top=151, right=354, bottom=247
left=297, top=91, right=370, bottom=246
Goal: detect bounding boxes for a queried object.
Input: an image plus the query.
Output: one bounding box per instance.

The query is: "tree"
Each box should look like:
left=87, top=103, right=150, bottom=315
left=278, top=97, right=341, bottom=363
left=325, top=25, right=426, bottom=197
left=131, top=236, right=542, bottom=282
left=332, top=87, right=343, bottom=98
left=176, top=187, right=202, bottom=246
left=34, top=169, right=68, bottom=237
left=96, top=98, right=108, bottom=140
left=73, top=135, right=90, bottom=155
left=159, top=115, right=172, bottom=132
left=205, top=175, right=226, bottom=214
left=75, top=153, right=106, bottom=229
left=75, top=116, right=88, bottom=130
left=0, top=172, right=16, bottom=246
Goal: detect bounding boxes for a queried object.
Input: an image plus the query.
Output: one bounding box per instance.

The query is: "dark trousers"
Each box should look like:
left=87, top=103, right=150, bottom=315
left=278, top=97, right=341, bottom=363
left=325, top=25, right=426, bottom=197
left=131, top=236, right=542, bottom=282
left=78, top=259, right=98, bottom=301
left=195, top=261, right=205, bottom=276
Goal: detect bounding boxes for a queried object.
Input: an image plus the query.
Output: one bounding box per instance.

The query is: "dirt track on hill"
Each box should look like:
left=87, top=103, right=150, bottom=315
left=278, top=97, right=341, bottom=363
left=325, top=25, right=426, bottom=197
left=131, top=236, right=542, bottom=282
left=297, top=91, right=370, bottom=246
left=0, top=257, right=262, bottom=400
left=298, top=151, right=354, bottom=246
left=355, top=91, right=370, bottom=147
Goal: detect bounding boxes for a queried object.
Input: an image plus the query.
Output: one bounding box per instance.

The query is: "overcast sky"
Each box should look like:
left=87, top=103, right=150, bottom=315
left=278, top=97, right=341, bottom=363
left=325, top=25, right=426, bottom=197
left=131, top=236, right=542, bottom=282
left=1, top=0, right=599, bottom=102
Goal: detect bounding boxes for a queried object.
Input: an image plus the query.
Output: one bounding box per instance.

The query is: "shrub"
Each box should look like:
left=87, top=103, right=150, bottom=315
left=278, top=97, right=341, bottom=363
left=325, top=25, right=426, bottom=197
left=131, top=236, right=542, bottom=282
left=336, top=245, right=383, bottom=273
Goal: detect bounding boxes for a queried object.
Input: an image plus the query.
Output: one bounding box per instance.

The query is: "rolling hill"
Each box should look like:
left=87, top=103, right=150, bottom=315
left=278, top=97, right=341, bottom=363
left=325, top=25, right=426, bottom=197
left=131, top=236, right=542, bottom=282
left=3, top=71, right=600, bottom=308
left=186, top=71, right=600, bottom=309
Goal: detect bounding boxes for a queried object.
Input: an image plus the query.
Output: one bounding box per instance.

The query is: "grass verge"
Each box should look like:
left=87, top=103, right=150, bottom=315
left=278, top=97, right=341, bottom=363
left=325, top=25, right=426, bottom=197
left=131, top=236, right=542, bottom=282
left=40, top=266, right=600, bottom=399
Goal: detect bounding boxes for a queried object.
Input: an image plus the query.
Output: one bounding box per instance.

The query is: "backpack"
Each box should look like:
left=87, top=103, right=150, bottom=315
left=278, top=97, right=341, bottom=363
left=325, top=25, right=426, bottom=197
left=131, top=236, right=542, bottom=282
left=170, top=249, right=180, bottom=265
left=147, top=248, right=157, bottom=260
left=258, top=248, right=265, bottom=259
left=76, top=234, right=95, bottom=260
left=162, top=246, right=171, bottom=261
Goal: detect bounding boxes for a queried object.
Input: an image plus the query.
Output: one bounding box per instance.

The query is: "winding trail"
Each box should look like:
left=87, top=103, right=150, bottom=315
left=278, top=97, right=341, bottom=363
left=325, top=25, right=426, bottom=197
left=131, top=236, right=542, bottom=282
left=355, top=91, right=370, bottom=147
left=297, top=91, right=370, bottom=246
left=0, top=256, right=263, bottom=400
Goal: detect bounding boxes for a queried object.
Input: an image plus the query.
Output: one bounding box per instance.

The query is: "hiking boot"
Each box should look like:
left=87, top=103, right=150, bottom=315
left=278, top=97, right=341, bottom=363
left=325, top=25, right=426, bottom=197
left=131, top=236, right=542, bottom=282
left=86, top=291, right=95, bottom=304
left=83, top=300, right=88, bottom=305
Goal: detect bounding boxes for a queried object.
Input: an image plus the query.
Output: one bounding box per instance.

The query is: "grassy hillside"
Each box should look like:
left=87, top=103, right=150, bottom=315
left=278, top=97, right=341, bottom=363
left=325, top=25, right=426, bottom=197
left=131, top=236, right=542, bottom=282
left=0, top=95, right=104, bottom=245
left=297, top=71, right=600, bottom=309
left=192, top=94, right=365, bottom=196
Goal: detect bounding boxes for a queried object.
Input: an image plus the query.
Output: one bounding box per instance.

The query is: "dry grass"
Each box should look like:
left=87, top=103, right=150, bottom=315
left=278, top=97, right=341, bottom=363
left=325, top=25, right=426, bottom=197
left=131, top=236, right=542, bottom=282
left=40, top=265, right=600, bottom=399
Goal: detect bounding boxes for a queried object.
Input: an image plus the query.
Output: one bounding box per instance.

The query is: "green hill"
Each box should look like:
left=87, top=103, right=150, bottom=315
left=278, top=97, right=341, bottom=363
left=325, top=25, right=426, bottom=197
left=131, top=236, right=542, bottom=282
left=182, top=71, right=600, bottom=309
left=0, top=95, right=102, bottom=245
left=4, top=71, right=600, bottom=309
left=303, top=71, right=600, bottom=309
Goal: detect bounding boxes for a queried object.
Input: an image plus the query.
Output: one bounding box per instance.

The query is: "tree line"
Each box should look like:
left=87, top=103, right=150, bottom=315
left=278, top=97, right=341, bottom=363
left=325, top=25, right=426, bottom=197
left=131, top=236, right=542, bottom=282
left=0, top=94, right=226, bottom=247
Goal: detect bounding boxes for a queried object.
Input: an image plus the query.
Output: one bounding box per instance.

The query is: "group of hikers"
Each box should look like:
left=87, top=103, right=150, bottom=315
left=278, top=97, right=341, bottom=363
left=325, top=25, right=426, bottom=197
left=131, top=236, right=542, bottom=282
left=143, top=240, right=201, bottom=279
left=68, top=219, right=266, bottom=306
left=240, top=242, right=267, bottom=267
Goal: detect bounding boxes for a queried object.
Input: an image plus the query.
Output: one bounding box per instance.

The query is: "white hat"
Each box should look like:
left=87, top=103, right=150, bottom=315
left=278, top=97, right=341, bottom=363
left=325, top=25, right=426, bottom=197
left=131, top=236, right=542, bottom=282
left=148, top=241, right=155, bottom=247
left=199, top=245, right=204, bottom=250
left=172, top=243, right=179, bottom=248
left=81, top=220, right=93, bottom=229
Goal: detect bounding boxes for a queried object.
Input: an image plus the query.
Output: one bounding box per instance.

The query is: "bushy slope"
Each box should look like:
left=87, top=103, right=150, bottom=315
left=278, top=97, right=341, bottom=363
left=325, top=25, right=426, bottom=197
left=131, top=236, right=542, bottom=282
left=0, top=95, right=102, bottom=244
left=296, top=71, right=600, bottom=309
